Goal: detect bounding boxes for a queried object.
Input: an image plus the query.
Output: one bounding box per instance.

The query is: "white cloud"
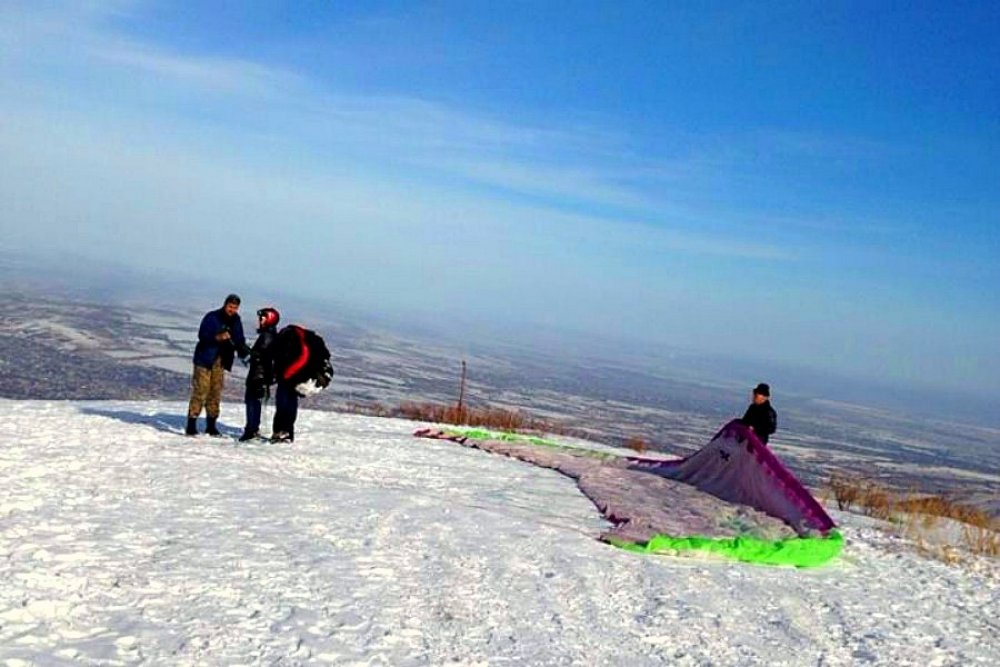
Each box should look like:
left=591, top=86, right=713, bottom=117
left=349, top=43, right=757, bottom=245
left=92, top=39, right=308, bottom=97
left=0, top=0, right=797, bottom=265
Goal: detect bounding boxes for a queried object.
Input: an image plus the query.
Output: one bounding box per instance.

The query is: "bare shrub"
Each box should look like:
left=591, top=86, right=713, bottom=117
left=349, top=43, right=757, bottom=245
left=860, top=484, right=895, bottom=520
left=394, top=401, right=559, bottom=432
left=827, top=472, right=999, bottom=559
left=828, top=472, right=863, bottom=512
left=345, top=401, right=390, bottom=417
left=962, top=524, right=1000, bottom=557
left=625, top=435, right=648, bottom=453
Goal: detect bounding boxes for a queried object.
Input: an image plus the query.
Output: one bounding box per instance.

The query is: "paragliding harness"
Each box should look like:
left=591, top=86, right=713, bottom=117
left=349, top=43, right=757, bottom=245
left=273, top=325, right=334, bottom=396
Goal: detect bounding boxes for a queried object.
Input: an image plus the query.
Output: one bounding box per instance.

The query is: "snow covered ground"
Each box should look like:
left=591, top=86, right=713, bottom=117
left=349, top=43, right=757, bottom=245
left=0, top=400, right=997, bottom=666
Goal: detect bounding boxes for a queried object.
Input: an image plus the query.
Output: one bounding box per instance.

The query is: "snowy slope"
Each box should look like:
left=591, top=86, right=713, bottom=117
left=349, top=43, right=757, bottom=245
left=0, top=400, right=997, bottom=666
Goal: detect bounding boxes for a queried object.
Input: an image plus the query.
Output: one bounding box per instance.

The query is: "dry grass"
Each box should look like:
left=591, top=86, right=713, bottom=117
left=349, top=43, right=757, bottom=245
left=343, top=401, right=392, bottom=417
left=829, top=472, right=863, bottom=512
left=962, top=524, right=1000, bottom=557
left=393, top=402, right=654, bottom=448
left=625, top=435, right=648, bottom=453
left=393, top=401, right=562, bottom=433
left=826, top=472, right=999, bottom=560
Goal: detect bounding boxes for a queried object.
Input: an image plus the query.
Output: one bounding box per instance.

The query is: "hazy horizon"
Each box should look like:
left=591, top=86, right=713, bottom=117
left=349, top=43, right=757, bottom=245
left=5, top=250, right=999, bottom=430
left=2, top=2, right=997, bottom=399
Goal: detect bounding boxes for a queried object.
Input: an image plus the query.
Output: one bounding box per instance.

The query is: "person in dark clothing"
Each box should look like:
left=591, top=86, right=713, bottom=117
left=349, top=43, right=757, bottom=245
left=271, top=380, right=299, bottom=444
left=267, top=324, right=333, bottom=443
left=186, top=294, right=250, bottom=436
left=741, top=382, right=777, bottom=444
left=239, top=307, right=281, bottom=442
left=269, top=325, right=304, bottom=444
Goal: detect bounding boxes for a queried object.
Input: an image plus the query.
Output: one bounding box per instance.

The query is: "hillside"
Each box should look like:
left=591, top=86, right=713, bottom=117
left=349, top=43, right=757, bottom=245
left=1, top=400, right=996, bottom=665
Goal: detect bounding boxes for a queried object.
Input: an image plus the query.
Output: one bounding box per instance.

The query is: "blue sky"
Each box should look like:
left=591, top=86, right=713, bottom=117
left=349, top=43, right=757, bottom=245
left=1, top=1, right=998, bottom=397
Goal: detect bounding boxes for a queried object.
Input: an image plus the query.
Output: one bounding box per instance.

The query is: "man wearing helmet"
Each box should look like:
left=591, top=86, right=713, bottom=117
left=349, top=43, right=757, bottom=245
left=186, top=294, right=251, bottom=436
left=239, top=306, right=281, bottom=442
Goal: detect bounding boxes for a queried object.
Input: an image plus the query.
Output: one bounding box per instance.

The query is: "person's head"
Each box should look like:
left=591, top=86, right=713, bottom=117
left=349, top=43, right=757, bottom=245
left=223, top=293, right=241, bottom=317
left=256, top=307, right=280, bottom=331
left=752, top=383, right=771, bottom=403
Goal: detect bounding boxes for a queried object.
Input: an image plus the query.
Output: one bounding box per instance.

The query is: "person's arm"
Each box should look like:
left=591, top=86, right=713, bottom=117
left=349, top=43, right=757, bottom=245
left=767, top=407, right=777, bottom=436
left=198, top=312, right=224, bottom=343
left=232, top=317, right=250, bottom=358
left=246, top=342, right=266, bottom=396
left=259, top=331, right=278, bottom=384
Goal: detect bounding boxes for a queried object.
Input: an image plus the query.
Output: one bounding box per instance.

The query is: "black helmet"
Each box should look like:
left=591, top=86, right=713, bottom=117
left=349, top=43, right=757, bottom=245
left=257, top=307, right=280, bottom=328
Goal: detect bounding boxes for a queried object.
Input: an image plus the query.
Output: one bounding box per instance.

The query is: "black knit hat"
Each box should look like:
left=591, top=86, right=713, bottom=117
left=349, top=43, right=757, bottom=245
left=224, top=293, right=241, bottom=305
left=753, top=383, right=771, bottom=397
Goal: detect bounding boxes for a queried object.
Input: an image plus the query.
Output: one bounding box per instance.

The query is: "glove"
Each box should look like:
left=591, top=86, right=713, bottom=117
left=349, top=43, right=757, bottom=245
left=316, top=360, right=334, bottom=388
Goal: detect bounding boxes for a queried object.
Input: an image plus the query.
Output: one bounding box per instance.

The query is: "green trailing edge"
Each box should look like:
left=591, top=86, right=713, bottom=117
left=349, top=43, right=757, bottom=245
left=608, top=530, right=844, bottom=567
left=447, top=427, right=844, bottom=567
left=450, top=428, right=561, bottom=447
left=445, top=428, right=619, bottom=460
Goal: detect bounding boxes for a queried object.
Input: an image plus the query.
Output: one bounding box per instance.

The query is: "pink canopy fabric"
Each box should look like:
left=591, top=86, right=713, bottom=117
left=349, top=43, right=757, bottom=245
left=628, top=419, right=835, bottom=535
left=414, top=426, right=799, bottom=544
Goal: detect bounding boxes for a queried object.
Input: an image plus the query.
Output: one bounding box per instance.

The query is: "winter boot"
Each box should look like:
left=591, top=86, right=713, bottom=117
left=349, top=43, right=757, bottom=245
left=270, top=431, right=293, bottom=443
left=185, top=417, right=198, bottom=436
left=205, top=417, right=222, bottom=437
left=238, top=429, right=259, bottom=442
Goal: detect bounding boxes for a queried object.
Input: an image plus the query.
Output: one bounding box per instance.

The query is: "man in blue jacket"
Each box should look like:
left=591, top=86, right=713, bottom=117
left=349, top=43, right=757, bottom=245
left=186, top=294, right=250, bottom=436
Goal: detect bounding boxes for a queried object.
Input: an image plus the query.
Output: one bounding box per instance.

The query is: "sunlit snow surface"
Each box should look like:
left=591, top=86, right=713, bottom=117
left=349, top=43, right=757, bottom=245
left=0, top=400, right=996, bottom=665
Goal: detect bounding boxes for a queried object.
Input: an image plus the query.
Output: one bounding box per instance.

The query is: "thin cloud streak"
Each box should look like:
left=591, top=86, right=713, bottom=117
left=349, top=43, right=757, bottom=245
left=0, top=0, right=811, bottom=258
left=92, top=39, right=308, bottom=98
left=3, top=1, right=996, bottom=398
left=0, top=106, right=790, bottom=266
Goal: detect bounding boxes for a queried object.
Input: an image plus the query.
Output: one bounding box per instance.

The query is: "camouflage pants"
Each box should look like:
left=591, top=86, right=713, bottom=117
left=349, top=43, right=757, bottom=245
left=187, top=358, right=225, bottom=419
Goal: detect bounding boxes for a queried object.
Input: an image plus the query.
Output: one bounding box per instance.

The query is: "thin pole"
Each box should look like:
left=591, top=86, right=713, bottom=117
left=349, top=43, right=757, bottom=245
left=457, top=360, right=467, bottom=413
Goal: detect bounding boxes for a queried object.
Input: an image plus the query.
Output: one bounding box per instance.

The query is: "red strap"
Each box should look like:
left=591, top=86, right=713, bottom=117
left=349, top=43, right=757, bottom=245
left=283, top=327, right=310, bottom=380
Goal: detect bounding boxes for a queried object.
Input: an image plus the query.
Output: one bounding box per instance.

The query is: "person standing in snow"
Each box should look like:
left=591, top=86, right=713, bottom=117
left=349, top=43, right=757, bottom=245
left=741, top=382, right=777, bottom=444
left=270, top=375, right=299, bottom=444
left=239, top=307, right=280, bottom=442
left=269, top=327, right=303, bottom=444
left=185, top=294, right=250, bottom=436
left=268, top=324, right=333, bottom=443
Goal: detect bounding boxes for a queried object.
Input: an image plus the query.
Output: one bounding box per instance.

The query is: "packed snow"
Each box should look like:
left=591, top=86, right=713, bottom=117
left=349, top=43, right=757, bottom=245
left=0, top=400, right=997, bottom=665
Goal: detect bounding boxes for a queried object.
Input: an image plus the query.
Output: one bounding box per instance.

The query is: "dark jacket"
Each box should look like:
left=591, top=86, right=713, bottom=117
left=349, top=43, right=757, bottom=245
left=272, top=325, right=333, bottom=390
left=245, top=326, right=278, bottom=397
left=741, top=401, right=777, bottom=444
left=193, top=308, right=248, bottom=370
left=272, top=325, right=306, bottom=387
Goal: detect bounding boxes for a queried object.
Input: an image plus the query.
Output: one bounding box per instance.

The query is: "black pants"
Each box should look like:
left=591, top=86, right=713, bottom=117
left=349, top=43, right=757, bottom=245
left=244, top=385, right=267, bottom=434
left=272, top=383, right=299, bottom=436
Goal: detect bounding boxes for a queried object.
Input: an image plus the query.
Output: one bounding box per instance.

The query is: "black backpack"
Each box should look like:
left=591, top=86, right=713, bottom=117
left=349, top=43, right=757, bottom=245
left=274, top=325, right=333, bottom=394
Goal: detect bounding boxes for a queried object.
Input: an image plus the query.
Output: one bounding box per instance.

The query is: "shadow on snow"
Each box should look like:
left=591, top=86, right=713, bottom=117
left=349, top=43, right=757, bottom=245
left=79, top=407, right=243, bottom=438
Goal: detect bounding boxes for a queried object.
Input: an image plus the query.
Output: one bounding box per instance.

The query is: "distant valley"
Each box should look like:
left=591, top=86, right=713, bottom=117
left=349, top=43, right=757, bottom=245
left=2, top=284, right=998, bottom=517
